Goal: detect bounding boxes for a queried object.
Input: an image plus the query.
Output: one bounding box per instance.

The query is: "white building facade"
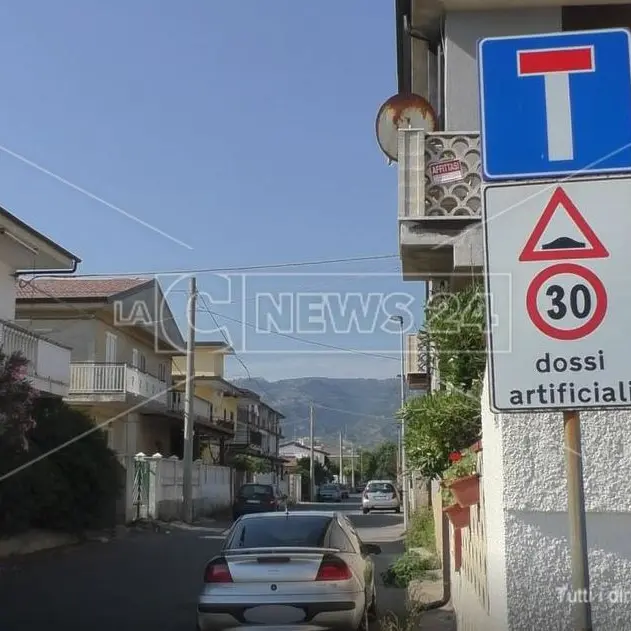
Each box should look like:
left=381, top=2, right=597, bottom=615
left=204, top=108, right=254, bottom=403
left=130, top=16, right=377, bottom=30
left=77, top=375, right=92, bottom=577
left=0, top=206, right=80, bottom=396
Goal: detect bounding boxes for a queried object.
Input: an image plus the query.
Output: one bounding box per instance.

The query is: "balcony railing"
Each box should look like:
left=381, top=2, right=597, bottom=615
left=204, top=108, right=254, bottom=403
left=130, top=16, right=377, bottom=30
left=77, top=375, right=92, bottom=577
left=0, top=319, right=71, bottom=395
left=398, top=129, right=481, bottom=219
left=404, top=334, right=429, bottom=390
left=168, top=390, right=213, bottom=423
left=69, top=362, right=168, bottom=404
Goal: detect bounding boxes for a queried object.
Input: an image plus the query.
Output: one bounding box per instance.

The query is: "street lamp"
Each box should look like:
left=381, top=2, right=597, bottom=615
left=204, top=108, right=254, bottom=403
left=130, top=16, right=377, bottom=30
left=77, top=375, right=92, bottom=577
left=390, top=315, right=408, bottom=531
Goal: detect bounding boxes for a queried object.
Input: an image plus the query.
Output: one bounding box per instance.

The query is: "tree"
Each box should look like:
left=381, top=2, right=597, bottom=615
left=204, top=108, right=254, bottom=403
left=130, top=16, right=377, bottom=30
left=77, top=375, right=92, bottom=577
left=0, top=351, right=37, bottom=449
left=400, top=388, right=481, bottom=480
left=295, top=457, right=332, bottom=486
left=364, top=441, right=398, bottom=480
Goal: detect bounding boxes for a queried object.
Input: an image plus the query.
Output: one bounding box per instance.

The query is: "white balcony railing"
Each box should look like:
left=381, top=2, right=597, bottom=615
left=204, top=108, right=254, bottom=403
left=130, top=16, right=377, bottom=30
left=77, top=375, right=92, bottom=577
left=69, top=362, right=168, bottom=404
left=168, top=390, right=212, bottom=423
left=0, top=319, right=71, bottom=395
left=398, top=129, right=481, bottom=219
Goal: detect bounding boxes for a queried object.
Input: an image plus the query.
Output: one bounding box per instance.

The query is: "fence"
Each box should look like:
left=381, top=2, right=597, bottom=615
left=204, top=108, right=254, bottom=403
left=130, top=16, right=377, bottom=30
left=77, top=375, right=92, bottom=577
left=118, top=454, right=233, bottom=522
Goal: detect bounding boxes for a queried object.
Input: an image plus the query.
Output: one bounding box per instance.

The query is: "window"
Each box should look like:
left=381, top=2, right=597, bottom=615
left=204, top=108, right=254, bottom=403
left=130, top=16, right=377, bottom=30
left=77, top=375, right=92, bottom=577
left=139, top=353, right=146, bottom=372
left=132, top=348, right=139, bottom=368
left=366, top=482, right=396, bottom=494
left=158, top=363, right=166, bottom=381
left=238, top=484, right=274, bottom=499
left=223, top=409, right=227, bottom=421
left=105, top=332, right=117, bottom=363
left=230, top=411, right=234, bottom=421
left=226, top=515, right=332, bottom=549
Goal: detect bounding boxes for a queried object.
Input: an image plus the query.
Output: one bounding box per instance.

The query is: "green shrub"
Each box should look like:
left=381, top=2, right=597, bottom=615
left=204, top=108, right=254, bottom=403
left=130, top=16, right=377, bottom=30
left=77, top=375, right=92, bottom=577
left=381, top=551, right=440, bottom=588
left=406, top=508, right=436, bottom=552
left=0, top=396, right=123, bottom=535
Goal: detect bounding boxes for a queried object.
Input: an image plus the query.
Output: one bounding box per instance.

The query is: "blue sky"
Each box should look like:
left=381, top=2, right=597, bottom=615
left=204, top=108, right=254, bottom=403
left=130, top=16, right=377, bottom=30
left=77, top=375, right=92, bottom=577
left=3, top=0, right=424, bottom=380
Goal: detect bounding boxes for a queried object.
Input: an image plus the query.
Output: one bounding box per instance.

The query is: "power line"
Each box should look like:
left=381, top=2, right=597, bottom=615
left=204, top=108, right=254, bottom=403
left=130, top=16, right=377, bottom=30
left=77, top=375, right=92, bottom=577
left=201, top=305, right=399, bottom=361
left=36, top=254, right=398, bottom=278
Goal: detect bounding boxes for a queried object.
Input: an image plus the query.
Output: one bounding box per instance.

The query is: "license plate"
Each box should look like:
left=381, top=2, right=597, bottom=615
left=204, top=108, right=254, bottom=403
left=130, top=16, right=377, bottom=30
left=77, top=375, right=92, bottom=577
left=244, top=605, right=306, bottom=624
left=246, top=499, right=260, bottom=504
left=375, top=494, right=387, bottom=499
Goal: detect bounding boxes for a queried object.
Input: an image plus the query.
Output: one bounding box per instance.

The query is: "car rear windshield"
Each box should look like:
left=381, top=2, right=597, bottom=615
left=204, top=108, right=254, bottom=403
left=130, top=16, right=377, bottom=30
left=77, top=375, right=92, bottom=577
left=238, top=484, right=273, bottom=499
left=226, top=515, right=333, bottom=549
left=321, top=485, right=337, bottom=491
left=367, top=482, right=395, bottom=493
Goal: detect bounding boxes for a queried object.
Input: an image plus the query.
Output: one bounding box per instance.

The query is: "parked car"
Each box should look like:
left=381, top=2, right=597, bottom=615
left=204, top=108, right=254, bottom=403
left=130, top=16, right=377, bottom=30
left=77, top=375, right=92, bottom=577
left=339, top=484, right=350, bottom=499
left=197, top=510, right=380, bottom=630
left=318, top=483, right=342, bottom=502
left=232, top=483, right=287, bottom=521
left=361, top=480, right=401, bottom=514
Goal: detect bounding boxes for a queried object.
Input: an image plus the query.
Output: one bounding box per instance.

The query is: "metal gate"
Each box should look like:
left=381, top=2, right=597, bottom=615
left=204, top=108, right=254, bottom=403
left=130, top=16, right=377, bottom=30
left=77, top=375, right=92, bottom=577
left=132, top=456, right=151, bottom=520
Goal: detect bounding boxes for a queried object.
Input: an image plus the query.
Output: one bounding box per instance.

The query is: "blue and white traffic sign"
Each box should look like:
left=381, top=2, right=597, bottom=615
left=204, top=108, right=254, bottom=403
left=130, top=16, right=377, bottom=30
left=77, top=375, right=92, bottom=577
left=478, top=28, right=631, bottom=181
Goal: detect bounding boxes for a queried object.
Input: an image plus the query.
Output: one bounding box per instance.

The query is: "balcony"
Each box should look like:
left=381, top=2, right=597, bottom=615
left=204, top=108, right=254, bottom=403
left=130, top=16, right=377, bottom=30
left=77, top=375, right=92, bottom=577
left=404, top=334, right=429, bottom=391
left=68, top=362, right=168, bottom=407
left=168, top=390, right=214, bottom=425
left=398, top=129, right=484, bottom=279
left=0, top=319, right=71, bottom=396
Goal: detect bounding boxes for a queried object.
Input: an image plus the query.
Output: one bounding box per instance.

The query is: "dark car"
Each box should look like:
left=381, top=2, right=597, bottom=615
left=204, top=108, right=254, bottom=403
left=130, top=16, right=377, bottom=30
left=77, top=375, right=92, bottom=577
left=340, top=484, right=349, bottom=499
left=232, top=483, right=287, bottom=521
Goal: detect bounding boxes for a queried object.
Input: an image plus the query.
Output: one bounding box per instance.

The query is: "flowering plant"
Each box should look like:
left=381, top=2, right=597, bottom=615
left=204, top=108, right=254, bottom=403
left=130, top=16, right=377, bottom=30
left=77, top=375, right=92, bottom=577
left=443, top=448, right=477, bottom=483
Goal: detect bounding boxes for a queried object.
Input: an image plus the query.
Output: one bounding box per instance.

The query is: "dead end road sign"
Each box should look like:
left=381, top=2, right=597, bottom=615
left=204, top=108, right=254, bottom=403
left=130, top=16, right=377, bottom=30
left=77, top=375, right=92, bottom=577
left=483, top=176, right=631, bottom=413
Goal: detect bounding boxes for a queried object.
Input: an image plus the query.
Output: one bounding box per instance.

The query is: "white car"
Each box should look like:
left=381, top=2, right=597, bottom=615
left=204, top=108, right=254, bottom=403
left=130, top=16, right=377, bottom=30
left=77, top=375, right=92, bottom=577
left=318, top=483, right=342, bottom=502
left=362, top=480, right=401, bottom=514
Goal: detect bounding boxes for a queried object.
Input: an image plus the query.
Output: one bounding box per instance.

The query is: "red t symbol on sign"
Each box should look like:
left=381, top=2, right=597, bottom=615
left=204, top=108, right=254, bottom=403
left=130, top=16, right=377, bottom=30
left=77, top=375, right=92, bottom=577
left=518, top=47, right=595, bottom=162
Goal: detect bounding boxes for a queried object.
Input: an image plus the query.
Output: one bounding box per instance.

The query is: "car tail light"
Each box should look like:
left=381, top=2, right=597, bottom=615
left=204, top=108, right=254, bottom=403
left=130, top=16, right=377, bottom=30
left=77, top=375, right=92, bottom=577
left=316, top=557, right=352, bottom=581
left=204, top=558, right=233, bottom=583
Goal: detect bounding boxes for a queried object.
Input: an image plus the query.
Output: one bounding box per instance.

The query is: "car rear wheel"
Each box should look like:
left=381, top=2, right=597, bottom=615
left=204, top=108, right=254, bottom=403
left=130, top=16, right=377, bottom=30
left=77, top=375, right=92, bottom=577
left=362, top=508, right=369, bottom=514
left=395, top=507, right=401, bottom=514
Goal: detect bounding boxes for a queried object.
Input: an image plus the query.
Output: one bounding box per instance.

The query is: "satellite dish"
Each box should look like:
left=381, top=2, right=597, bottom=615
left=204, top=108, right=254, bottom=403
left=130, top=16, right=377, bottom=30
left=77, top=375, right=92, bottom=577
left=375, top=93, right=438, bottom=162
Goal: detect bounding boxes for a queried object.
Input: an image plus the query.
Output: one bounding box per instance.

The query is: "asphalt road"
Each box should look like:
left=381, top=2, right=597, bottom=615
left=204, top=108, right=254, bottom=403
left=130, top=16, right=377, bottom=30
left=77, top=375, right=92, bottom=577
left=0, top=496, right=407, bottom=631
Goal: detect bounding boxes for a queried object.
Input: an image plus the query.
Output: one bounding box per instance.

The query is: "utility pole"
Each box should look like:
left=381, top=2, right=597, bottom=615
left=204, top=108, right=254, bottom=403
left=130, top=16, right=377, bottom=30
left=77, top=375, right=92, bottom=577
left=182, top=276, right=197, bottom=524
left=309, top=403, right=315, bottom=502
left=351, top=443, right=355, bottom=488
left=390, top=314, right=408, bottom=531
left=339, top=430, right=343, bottom=485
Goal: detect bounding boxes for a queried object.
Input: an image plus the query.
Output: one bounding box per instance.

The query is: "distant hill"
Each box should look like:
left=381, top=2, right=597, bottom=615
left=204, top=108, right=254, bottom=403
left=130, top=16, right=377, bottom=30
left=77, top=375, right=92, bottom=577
left=232, top=377, right=405, bottom=450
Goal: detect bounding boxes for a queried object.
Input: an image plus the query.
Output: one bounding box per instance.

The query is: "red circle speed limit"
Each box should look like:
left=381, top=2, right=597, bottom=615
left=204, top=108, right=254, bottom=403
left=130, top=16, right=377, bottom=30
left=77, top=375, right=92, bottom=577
left=526, top=263, right=607, bottom=341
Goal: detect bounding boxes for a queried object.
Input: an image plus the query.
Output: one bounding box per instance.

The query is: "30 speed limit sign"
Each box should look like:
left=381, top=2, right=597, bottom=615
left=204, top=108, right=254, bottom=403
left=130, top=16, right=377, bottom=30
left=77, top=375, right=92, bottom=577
left=483, top=178, right=631, bottom=413
left=525, top=263, right=607, bottom=341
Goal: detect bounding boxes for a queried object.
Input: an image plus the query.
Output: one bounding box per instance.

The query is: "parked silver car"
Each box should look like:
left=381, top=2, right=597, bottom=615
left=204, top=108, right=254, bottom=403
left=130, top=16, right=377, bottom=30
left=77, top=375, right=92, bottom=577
left=318, top=483, right=342, bottom=502
left=361, top=480, right=401, bottom=514
left=197, top=511, right=380, bottom=630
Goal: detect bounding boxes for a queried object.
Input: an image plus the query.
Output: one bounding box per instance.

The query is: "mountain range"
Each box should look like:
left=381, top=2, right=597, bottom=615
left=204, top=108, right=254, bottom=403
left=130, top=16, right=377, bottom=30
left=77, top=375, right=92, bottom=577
left=232, top=377, right=403, bottom=452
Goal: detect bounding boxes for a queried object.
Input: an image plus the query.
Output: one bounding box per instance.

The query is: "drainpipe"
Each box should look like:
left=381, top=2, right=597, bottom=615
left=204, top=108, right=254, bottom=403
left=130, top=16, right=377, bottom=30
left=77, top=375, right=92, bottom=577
left=423, top=511, right=451, bottom=609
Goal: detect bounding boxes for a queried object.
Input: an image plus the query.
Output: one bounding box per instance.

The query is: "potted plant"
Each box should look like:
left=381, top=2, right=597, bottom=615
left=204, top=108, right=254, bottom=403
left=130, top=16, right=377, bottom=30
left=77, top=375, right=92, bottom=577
left=441, top=485, right=471, bottom=529
left=443, top=449, right=480, bottom=508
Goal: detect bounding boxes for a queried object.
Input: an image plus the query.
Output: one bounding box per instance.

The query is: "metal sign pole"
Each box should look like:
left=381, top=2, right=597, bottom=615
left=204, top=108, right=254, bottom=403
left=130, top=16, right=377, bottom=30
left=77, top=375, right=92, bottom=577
left=563, top=410, right=592, bottom=631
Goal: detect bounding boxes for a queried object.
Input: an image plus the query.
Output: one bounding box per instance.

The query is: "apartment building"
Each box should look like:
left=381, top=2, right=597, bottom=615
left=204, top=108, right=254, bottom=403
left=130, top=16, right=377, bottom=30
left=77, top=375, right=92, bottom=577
left=171, top=341, right=241, bottom=464
left=231, top=387, right=285, bottom=476
left=0, top=206, right=81, bottom=397
left=15, top=276, right=197, bottom=456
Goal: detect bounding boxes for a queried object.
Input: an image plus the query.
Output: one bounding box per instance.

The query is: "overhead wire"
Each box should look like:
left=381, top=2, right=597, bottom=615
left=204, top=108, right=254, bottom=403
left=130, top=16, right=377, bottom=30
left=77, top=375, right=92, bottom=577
left=33, top=253, right=399, bottom=278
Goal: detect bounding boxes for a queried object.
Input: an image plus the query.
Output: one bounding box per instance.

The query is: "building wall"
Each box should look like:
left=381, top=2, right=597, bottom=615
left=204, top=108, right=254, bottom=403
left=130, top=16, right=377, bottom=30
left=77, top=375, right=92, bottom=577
left=15, top=316, right=98, bottom=360
left=443, top=9, right=562, bottom=131
left=279, top=444, right=326, bottom=465
left=480, top=369, right=631, bottom=629
left=0, top=260, right=16, bottom=321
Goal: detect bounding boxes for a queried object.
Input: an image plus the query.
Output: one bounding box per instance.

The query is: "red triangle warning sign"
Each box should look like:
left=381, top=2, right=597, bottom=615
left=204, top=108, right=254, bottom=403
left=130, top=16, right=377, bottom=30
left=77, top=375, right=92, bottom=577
left=519, top=187, right=609, bottom=262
